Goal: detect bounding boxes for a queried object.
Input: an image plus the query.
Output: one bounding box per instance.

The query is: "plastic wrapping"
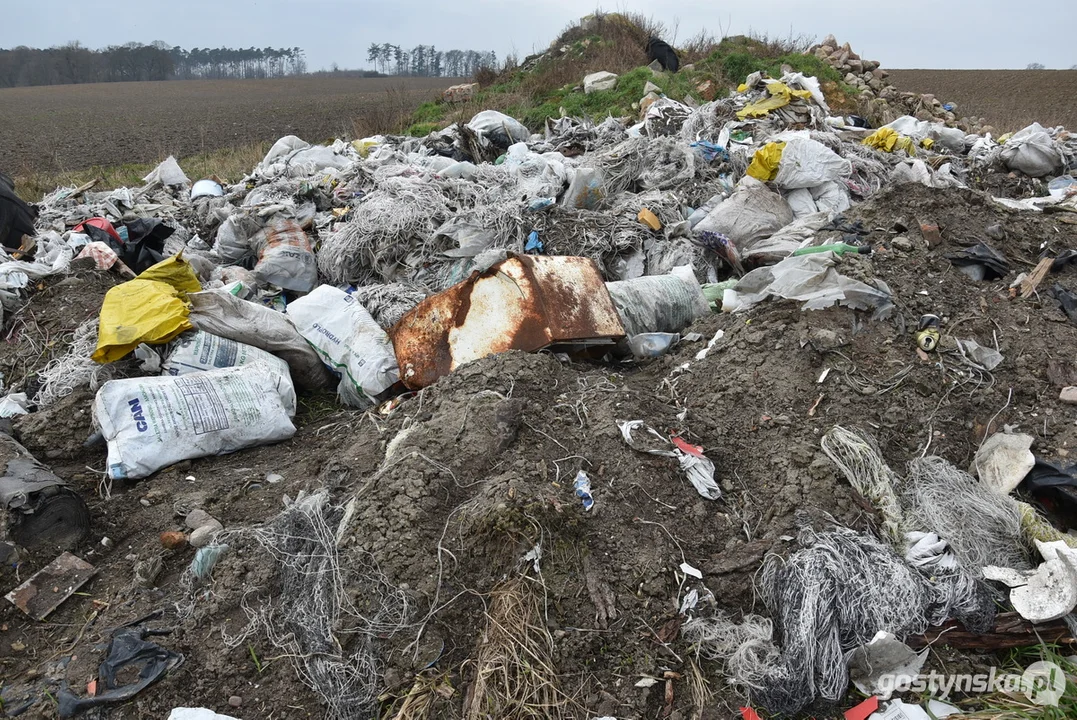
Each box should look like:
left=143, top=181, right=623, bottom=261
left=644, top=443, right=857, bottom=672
left=249, top=218, right=318, bottom=292
left=694, top=177, right=794, bottom=253
left=1001, top=123, right=1063, bottom=178
left=606, top=267, right=708, bottom=336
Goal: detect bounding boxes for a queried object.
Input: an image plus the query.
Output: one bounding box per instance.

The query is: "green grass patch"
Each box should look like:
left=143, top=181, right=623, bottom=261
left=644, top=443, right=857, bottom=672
left=516, top=66, right=721, bottom=129
left=947, top=645, right=1077, bottom=719
left=411, top=101, right=444, bottom=124
left=407, top=122, right=440, bottom=137
left=697, top=48, right=842, bottom=87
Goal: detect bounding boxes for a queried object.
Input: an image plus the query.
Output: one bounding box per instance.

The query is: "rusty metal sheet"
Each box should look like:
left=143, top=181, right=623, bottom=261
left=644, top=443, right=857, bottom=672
left=5, top=551, right=95, bottom=620
left=391, top=255, right=624, bottom=389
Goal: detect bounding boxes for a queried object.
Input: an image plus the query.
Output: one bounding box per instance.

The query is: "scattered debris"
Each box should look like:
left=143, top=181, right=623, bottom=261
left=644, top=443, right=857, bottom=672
left=4, top=16, right=1077, bottom=720
left=0, top=434, right=90, bottom=550
left=5, top=551, right=96, bottom=619
left=619, top=420, right=720, bottom=500
left=972, top=432, right=1035, bottom=493
left=947, top=242, right=1010, bottom=281
left=574, top=470, right=595, bottom=511
left=984, top=540, right=1077, bottom=622
left=846, top=631, right=928, bottom=699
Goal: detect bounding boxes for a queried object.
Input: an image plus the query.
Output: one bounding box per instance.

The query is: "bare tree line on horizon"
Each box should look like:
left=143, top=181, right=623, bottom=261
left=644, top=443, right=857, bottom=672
left=365, top=43, right=496, bottom=77
left=0, top=41, right=308, bottom=88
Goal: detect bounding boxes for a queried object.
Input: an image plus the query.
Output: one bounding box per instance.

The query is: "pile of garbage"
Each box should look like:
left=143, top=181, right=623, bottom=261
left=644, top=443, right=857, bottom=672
left=5, top=50, right=1077, bottom=720
left=809, top=34, right=993, bottom=134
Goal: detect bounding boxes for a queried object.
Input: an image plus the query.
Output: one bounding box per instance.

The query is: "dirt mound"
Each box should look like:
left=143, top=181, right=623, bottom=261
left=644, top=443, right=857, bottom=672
left=3, top=181, right=1077, bottom=718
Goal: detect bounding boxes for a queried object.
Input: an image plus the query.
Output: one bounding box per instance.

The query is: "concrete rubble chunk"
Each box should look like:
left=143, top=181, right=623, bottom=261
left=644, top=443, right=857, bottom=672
left=190, top=520, right=224, bottom=548
left=584, top=71, right=618, bottom=94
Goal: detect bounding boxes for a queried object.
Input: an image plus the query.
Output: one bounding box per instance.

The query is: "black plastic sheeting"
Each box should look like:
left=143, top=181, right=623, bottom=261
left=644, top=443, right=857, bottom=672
left=947, top=242, right=1010, bottom=281
left=0, top=172, right=37, bottom=251
left=646, top=36, right=680, bottom=73
left=1021, top=458, right=1077, bottom=531
left=83, top=218, right=175, bottom=274
left=1050, top=284, right=1077, bottom=326
left=57, top=626, right=183, bottom=717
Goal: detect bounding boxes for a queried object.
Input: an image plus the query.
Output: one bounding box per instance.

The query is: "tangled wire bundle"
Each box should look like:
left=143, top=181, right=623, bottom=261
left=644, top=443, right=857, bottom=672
left=211, top=491, right=410, bottom=720
left=684, top=524, right=995, bottom=716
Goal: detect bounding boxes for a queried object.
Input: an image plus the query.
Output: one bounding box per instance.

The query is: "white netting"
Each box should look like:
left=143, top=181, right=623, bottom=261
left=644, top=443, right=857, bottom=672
left=317, top=177, right=452, bottom=286
left=684, top=524, right=995, bottom=716
left=192, top=490, right=409, bottom=720
left=906, top=455, right=1030, bottom=573
left=821, top=426, right=906, bottom=544
left=33, top=319, right=114, bottom=407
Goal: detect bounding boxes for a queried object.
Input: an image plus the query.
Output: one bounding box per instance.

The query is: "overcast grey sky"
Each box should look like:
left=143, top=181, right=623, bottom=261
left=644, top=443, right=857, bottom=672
left=3, top=0, right=1075, bottom=72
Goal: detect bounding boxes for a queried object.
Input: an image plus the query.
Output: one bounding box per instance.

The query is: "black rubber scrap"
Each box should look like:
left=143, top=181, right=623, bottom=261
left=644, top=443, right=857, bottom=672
left=947, top=242, right=1009, bottom=280
left=57, top=626, right=184, bottom=717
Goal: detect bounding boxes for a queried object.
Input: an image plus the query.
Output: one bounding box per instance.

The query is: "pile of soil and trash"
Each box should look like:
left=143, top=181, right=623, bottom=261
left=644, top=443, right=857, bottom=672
left=4, top=39, right=1077, bottom=720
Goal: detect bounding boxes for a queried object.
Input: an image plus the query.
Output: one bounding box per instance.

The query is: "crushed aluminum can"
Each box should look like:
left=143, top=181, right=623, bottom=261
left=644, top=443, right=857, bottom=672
left=916, top=314, right=940, bottom=352
left=574, top=471, right=594, bottom=511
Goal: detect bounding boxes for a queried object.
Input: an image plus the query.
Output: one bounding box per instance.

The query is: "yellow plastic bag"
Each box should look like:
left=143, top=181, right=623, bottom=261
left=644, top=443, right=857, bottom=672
left=351, top=137, right=381, bottom=158
left=862, top=127, right=916, bottom=156
left=93, top=255, right=203, bottom=364
left=736, top=82, right=812, bottom=120
left=138, top=254, right=202, bottom=294
left=746, top=142, right=787, bottom=182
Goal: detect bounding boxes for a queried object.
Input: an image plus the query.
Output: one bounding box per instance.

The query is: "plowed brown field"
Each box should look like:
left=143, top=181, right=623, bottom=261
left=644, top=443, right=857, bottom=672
left=0, top=76, right=455, bottom=173
left=888, top=69, right=1077, bottom=132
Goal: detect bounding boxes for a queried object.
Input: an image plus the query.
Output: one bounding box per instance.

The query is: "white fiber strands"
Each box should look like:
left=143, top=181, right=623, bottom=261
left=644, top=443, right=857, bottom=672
left=906, top=456, right=1030, bottom=573
left=210, top=491, right=409, bottom=720
left=682, top=611, right=779, bottom=692
left=33, top=319, right=114, bottom=407
left=843, top=143, right=898, bottom=197
left=819, top=427, right=999, bottom=623
left=587, top=137, right=650, bottom=195
left=821, top=426, right=906, bottom=545
left=690, top=526, right=994, bottom=716
left=638, top=137, right=698, bottom=190
left=351, top=283, right=428, bottom=330
left=538, top=209, right=647, bottom=271
left=678, top=100, right=738, bottom=144
left=317, top=177, right=451, bottom=286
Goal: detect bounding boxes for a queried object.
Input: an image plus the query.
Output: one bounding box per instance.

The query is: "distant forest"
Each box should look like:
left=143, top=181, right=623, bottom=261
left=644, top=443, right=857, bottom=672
left=0, top=42, right=308, bottom=87
left=0, top=41, right=496, bottom=88
left=366, top=43, right=496, bottom=77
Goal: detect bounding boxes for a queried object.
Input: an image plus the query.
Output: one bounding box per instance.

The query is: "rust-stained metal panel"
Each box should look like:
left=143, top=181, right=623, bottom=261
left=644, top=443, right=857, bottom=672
left=5, top=551, right=96, bottom=620
left=391, top=255, right=624, bottom=389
